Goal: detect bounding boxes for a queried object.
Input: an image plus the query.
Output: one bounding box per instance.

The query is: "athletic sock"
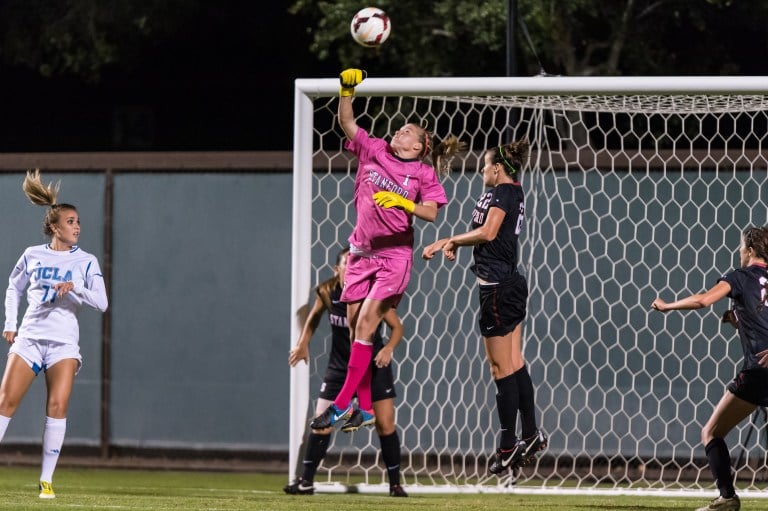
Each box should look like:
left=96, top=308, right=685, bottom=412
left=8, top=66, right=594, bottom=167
left=379, top=431, right=401, bottom=487
left=301, top=432, right=331, bottom=483
left=0, top=415, right=12, bottom=443
left=356, top=364, right=373, bottom=411
left=705, top=438, right=736, bottom=499
left=494, top=373, right=519, bottom=449
left=40, top=416, right=66, bottom=483
left=334, top=341, right=374, bottom=408
left=515, top=365, right=538, bottom=439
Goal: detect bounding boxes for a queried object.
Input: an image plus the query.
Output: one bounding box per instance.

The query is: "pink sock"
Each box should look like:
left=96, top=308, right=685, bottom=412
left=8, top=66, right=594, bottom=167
left=334, top=341, right=374, bottom=408
left=357, top=364, right=373, bottom=411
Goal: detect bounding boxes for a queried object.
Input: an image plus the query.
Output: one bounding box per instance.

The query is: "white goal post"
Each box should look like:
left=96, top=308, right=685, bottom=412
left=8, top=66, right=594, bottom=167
left=290, top=75, right=768, bottom=496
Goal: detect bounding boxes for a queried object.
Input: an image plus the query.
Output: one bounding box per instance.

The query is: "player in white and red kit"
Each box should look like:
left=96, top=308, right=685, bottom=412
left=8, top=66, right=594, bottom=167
left=1, top=170, right=108, bottom=499
left=311, top=69, right=464, bottom=431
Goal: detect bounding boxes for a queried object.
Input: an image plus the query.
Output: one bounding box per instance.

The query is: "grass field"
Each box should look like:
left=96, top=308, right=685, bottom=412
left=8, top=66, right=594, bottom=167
left=0, top=466, right=764, bottom=511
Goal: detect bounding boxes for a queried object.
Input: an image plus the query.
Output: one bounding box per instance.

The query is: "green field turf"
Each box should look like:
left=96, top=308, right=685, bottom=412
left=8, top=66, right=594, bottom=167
left=0, top=466, right=764, bottom=511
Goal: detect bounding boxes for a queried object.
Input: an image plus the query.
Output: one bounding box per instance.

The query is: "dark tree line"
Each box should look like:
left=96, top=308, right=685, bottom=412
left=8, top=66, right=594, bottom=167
left=0, top=1, right=764, bottom=151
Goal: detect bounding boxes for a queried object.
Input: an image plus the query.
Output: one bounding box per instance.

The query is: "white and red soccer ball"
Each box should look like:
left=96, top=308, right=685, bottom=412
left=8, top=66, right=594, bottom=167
left=350, top=7, right=391, bottom=47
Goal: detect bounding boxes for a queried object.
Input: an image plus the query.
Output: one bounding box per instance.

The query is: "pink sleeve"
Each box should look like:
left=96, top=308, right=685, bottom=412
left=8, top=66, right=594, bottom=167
left=344, top=127, right=387, bottom=160
left=419, top=167, right=448, bottom=208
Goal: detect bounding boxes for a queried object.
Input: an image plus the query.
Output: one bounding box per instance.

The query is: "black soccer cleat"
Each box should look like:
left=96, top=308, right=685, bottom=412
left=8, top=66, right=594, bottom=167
left=389, top=484, right=408, bottom=497
left=283, top=477, right=315, bottom=495
left=488, top=442, right=526, bottom=475
left=309, top=403, right=353, bottom=429
left=519, top=429, right=548, bottom=466
left=340, top=408, right=376, bottom=433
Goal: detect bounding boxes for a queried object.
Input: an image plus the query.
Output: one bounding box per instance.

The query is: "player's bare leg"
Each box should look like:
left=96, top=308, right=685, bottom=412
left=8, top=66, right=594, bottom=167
left=0, top=354, right=37, bottom=418
left=695, top=391, right=753, bottom=511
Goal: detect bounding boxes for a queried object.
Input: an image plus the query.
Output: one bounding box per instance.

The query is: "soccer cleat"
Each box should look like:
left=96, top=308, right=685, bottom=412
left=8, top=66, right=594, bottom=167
left=488, top=442, right=526, bottom=474
left=340, top=408, right=376, bottom=433
left=389, top=484, right=408, bottom=497
left=38, top=481, right=55, bottom=499
left=283, top=477, right=315, bottom=495
left=309, top=403, right=353, bottom=429
left=519, top=429, right=548, bottom=466
left=695, top=495, right=740, bottom=511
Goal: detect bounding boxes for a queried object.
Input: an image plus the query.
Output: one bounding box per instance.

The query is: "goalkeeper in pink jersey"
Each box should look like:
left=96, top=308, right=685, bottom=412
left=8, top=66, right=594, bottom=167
left=311, top=69, right=464, bottom=430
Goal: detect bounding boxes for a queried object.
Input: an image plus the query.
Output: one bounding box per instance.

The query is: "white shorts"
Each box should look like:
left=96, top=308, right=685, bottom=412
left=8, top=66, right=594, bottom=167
left=9, top=337, right=82, bottom=375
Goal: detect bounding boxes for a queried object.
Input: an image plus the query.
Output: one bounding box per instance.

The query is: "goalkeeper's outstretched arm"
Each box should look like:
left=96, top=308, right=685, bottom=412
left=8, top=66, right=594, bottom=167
left=338, top=68, right=366, bottom=141
left=338, top=95, right=358, bottom=141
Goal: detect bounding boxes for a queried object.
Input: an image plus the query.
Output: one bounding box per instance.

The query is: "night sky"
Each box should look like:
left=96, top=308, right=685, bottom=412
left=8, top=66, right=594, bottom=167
left=0, top=4, right=335, bottom=152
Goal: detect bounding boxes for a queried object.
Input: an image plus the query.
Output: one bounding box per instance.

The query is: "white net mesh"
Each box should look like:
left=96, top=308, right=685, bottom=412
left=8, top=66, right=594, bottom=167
left=295, top=86, right=768, bottom=493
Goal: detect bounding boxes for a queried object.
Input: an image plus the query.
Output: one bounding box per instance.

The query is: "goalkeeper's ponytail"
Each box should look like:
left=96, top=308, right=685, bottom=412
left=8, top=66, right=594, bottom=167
left=430, top=135, right=467, bottom=178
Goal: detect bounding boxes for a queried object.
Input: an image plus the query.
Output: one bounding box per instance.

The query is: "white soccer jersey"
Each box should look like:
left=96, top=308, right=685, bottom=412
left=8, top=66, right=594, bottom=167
left=4, top=244, right=108, bottom=345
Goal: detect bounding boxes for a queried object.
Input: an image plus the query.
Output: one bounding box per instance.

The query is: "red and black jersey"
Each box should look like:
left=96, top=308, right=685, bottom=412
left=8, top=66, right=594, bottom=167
left=470, top=182, right=525, bottom=283
left=718, top=263, right=768, bottom=371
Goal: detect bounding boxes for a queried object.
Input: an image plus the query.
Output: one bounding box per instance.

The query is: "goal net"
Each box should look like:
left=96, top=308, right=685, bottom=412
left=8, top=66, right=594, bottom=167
left=290, top=76, right=768, bottom=495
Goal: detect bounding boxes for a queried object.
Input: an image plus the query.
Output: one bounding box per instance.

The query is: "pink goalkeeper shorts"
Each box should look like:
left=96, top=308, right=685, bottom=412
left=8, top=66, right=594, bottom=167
left=341, top=253, right=411, bottom=306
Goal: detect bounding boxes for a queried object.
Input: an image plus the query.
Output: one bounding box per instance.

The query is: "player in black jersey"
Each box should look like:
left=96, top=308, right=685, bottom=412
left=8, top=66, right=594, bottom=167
left=423, top=141, right=547, bottom=476
left=652, top=226, right=768, bottom=511
left=285, top=248, right=408, bottom=497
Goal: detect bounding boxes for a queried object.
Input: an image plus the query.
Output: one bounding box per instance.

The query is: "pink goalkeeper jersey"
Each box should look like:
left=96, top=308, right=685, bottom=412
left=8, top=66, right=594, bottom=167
left=345, top=128, right=448, bottom=259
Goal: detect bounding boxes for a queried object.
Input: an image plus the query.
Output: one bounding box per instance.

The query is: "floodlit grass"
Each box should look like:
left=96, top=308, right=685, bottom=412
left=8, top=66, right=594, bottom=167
left=0, top=466, right=761, bottom=511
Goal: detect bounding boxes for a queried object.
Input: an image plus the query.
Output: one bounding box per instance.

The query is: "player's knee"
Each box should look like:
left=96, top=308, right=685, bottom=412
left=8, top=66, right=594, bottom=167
left=0, top=394, right=20, bottom=417
left=375, top=422, right=395, bottom=436
left=373, top=403, right=396, bottom=435
left=355, top=326, right=378, bottom=343
left=45, top=400, right=68, bottom=418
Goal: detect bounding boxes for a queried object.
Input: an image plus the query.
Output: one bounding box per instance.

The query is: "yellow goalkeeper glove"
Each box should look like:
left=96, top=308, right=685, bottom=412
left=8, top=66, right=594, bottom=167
left=372, top=191, right=415, bottom=214
left=339, top=68, right=367, bottom=97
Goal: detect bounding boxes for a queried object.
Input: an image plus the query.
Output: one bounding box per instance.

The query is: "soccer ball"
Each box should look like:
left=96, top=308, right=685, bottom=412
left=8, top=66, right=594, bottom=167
left=350, top=7, right=391, bottom=47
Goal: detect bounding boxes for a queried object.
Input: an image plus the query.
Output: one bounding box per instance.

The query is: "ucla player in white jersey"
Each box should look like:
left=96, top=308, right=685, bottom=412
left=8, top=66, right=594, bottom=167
left=1, top=170, right=108, bottom=499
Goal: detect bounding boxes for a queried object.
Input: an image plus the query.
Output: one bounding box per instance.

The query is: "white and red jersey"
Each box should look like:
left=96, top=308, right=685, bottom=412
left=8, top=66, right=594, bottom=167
left=345, top=128, right=448, bottom=259
left=4, top=244, right=108, bottom=345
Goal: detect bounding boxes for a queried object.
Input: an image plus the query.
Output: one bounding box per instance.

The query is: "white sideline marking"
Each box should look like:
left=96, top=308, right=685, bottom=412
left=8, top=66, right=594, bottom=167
left=61, top=486, right=266, bottom=494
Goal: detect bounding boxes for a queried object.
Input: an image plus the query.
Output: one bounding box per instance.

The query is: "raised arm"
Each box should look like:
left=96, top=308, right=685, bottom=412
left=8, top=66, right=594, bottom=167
left=338, top=96, right=358, bottom=142
left=338, top=69, right=366, bottom=141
